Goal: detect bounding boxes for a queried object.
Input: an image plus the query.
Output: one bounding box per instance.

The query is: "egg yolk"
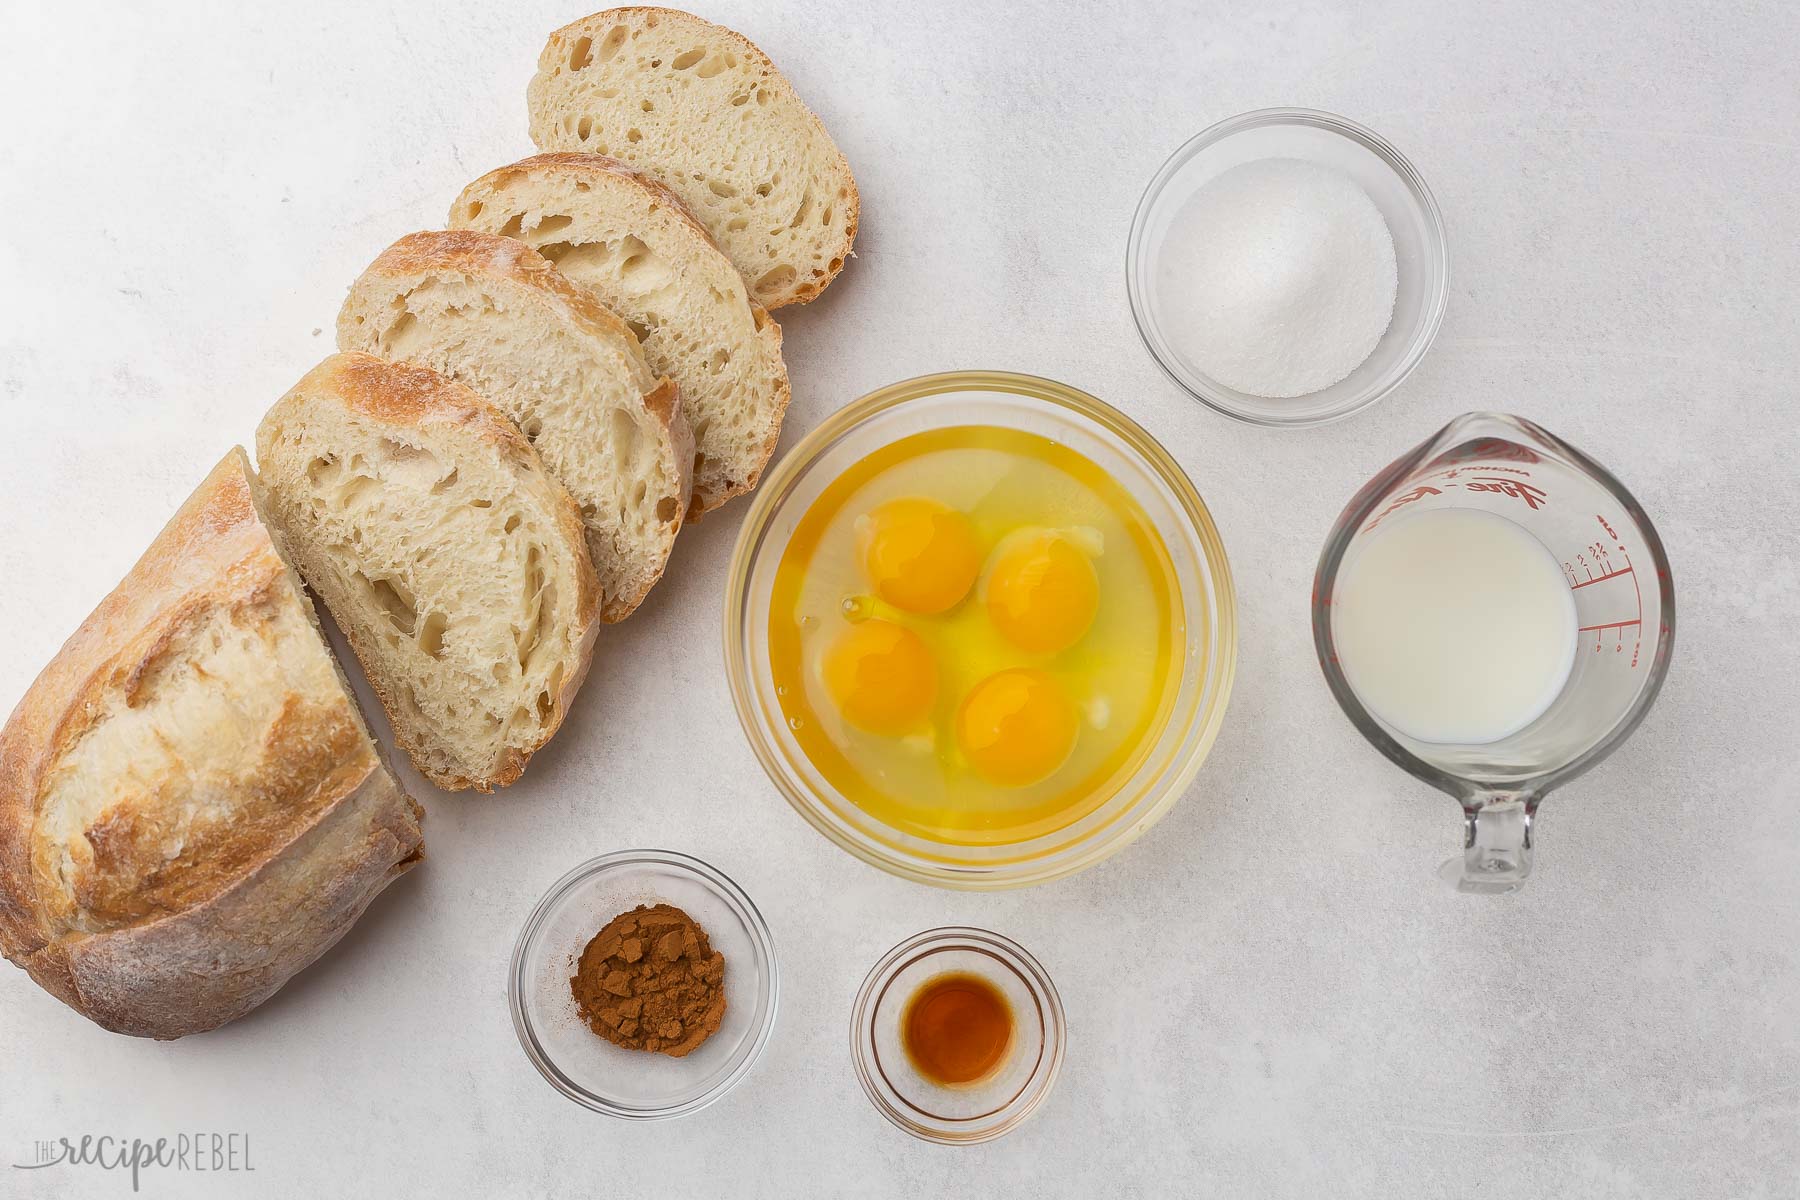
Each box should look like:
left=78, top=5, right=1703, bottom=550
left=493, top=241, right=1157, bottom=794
left=956, top=668, right=1079, bottom=787
left=985, top=530, right=1100, bottom=654
left=856, top=498, right=983, bottom=615
left=822, top=619, right=939, bottom=734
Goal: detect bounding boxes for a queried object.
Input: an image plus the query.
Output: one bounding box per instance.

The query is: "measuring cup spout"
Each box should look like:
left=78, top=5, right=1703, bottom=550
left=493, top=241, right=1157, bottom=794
left=1440, top=794, right=1536, bottom=894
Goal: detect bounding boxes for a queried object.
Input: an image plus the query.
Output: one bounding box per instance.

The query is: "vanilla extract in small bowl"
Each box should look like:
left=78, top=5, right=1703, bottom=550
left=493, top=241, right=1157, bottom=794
left=852, top=927, right=1065, bottom=1144
left=901, top=972, right=1015, bottom=1087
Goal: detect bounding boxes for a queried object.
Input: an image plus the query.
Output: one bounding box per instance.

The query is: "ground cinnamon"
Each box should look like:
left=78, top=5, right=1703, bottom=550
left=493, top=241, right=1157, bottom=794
left=570, top=903, right=726, bottom=1057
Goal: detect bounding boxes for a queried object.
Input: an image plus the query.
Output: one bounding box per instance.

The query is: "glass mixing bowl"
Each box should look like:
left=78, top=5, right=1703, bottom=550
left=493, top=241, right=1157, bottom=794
left=1127, top=107, right=1449, bottom=427
left=724, top=371, right=1237, bottom=889
left=509, top=850, right=779, bottom=1119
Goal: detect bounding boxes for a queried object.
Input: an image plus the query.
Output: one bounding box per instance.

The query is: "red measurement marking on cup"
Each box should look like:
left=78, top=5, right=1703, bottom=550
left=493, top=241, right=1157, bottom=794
left=1565, top=518, right=1644, bottom=667
left=1570, top=565, right=1634, bottom=589
left=1565, top=540, right=1622, bottom=587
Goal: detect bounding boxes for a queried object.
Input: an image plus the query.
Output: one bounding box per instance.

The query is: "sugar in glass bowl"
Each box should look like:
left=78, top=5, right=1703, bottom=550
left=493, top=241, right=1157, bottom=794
left=1127, top=107, right=1449, bottom=427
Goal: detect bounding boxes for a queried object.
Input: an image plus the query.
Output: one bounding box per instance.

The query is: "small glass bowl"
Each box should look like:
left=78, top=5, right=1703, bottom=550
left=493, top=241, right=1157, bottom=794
left=723, top=371, right=1238, bottom=890
left=1126, top=107, right=1449, bottom=427
left=508, top=850, right=779, bottom=1119
left=851, top=927, right=1066, bottom=1144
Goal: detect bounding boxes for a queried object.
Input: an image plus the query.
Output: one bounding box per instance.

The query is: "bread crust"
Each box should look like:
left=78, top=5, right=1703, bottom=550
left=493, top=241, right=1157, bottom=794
left=449, top=153, right=791, bottom=518
left=307, top=352, right=567, bottom=476
left=625, top=372, right=690, bottom=599
left=724, top=302, right=787, bottom=518
left=532, top=7, right=859, bottom=306
left=466, top=151, right=724, bottom=257
left=258, top=354, right=603, bottom=792
left=358, top=229, right=666, bottom=395
left=0, top=450, right=424, bottom=1038
left=342, top=230, right=694, bottom=619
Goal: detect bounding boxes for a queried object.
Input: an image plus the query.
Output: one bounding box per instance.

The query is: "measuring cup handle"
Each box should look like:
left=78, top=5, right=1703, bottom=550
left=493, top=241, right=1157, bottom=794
left=1439, top=795, right=1535, bottom=894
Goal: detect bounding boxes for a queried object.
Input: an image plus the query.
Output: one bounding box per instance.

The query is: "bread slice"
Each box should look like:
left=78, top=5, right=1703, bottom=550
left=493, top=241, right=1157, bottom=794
left=338, top=230, right=690, bottom=622
left=527, top=6, right=858, bottom=308
left=255, top=353, right=601, bottom=792
left=0, top=449, right=423, bottom=1039
left=449, top=153, right=790, bottom=517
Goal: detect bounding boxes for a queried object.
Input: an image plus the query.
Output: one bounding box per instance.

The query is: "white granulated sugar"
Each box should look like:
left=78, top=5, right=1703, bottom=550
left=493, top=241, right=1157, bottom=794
left=1157, top=158, right=1397, bottom=399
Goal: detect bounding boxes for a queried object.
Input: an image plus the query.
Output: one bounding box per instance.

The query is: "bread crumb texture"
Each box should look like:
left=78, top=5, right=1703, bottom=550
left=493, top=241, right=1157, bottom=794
left=528, top=7, right=857, bottom=308
left=450, top=156, right=790, bottom=517
left=338, top=230, right=691, bottom=619
left=256, top=355, right=599, bottom=791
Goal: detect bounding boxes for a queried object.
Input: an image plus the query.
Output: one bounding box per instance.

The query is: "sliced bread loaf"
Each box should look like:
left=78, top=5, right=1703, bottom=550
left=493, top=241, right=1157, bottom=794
left=527, top=6, right=858, bottom=308
left=338, top=230, right=690, bottom=622
left=0, top=449, right=423, bottom=1038
left=255, top=353, right=601, bottom=792
left=449, top=153, right=789, bottom=517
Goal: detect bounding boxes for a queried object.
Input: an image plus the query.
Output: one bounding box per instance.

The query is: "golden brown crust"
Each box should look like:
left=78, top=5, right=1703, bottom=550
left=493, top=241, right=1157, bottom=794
left=780, top=175, right=857, bottom=305
left=303, top=353, right=532, bottom=468
left=260, top=355, right=603, bottom=793
left=685, top=305, right=789, bottom=522
left=16, top=763, right=421, bottom=1039
left=0, top=452, right=265, bottom=957
left=605, top=370, right=694, bottom=609
left=460, top=152, right=728, bottom=255
left=449, top=153, right=789, bottom=519
left=363, top=230, right=650, bottom=377
left=535, top=9, right=859, bottom=307
left=291, top=354, right=601, bottom=637
left=0, top=449, right=424, bottom=1038
left=34, top=635, right=363, bottom=932
left=345, top=230, right=695, bottom=620
left=642, top=373, right=681, bottom=432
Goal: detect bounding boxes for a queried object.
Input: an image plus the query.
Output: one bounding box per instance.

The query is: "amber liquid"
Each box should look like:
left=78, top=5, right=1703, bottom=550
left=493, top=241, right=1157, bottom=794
left=901, top=972, right=1014, bottom=1087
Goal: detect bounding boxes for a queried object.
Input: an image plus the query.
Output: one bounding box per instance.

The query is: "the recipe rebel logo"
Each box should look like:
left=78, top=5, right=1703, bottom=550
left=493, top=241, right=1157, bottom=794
left=12, top=1131, right=254, bottom=1192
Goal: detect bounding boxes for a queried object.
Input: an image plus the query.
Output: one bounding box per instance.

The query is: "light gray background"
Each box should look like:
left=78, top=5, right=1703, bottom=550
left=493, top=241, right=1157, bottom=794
left=2, top=2, right=1796, bottom=1196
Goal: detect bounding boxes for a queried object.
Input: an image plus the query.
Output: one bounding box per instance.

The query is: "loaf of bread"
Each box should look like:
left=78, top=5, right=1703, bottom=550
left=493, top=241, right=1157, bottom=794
left=338, top=230, right=690, bottom=621
left=0, top=449, right=424, bottom=1039
left=450, top=153, right=790, bottom=517
left=256, top=353, right=602, bottom=792
left=527, top=7, right=858, bottom=308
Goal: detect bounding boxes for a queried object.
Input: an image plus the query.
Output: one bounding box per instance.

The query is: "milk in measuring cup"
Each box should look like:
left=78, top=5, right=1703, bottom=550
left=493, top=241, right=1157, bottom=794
left=1332, top=507, right=1576, bottom=744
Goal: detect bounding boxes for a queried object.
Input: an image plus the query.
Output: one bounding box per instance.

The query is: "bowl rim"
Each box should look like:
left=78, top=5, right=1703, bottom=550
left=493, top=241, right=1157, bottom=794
left=507, top=848, right=781, bottom=1120
left=1125, top=105, right=1451, bottom=428
left=722, top=370, right=1238, bottom=890
left=849, top=926, right=1067, bottom=1144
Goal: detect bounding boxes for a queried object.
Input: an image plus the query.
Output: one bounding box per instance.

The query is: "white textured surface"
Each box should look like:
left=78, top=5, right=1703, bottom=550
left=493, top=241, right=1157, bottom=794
left=2, top=2, right=1797, bottom=1196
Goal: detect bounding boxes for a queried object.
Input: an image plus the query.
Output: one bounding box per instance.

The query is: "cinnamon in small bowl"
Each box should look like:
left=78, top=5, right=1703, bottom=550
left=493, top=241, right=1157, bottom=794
left=509, top=850, right=779, bottom=1120
left=571, top=904, right=726, bottom=1058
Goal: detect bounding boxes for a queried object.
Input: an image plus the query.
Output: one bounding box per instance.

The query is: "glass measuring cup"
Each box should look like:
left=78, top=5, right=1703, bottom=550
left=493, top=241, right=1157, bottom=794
left=1312, top=413, right=1676, bottom=892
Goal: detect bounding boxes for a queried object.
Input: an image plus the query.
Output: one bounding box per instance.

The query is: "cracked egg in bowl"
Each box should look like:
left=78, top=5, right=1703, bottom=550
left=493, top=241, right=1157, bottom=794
left=725, top=372, right=1236, bottom=889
